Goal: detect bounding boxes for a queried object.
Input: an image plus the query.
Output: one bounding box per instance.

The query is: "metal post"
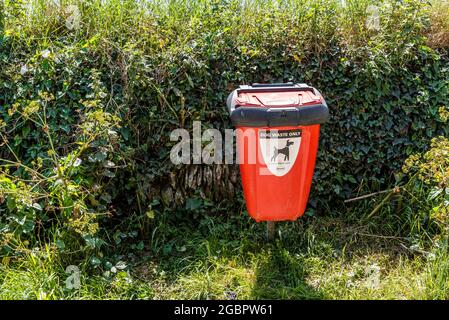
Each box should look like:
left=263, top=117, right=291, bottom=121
left=266, top=221, right=275, bottom=242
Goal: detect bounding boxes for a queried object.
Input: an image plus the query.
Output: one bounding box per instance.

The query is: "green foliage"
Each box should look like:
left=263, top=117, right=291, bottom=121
left=400, top=136, right=449, bottom=244
left=0, top=0, right=448, bottom=262
left=0, top=43, right=126, bottom=257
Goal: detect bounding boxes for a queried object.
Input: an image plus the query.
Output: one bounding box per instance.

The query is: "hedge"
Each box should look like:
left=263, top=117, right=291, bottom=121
left=0, top=0, right=448, bottom=254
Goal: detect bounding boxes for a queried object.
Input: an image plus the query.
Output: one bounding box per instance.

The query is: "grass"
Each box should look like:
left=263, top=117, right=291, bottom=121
left=426, top=0, right=449, bottom=49
left=1, top=205, right=448, bottom=300
left=4, top=0, right=448, bottom=50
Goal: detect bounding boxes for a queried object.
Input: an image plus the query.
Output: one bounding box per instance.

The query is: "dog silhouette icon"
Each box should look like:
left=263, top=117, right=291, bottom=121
left=271, top=139, right=294, bottom=162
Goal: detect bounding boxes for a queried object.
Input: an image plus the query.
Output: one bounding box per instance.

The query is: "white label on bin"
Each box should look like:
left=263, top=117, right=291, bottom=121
left=259, top=129, right=301, bottom=176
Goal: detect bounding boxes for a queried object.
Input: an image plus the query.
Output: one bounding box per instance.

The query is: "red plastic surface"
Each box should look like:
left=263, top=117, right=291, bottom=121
left=234, top=89, right=323, bottom=222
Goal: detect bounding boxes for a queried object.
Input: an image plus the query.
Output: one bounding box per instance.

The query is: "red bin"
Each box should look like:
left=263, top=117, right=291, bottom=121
left=227, top=83, right=329, bottom=222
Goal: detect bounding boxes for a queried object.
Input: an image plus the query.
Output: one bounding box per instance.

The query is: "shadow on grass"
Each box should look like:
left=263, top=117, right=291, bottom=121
left=251, top=246, right=323, bottom=299
left=140, top=210, right=407, bottom=299
left=139, top=213, right=326, bottom=299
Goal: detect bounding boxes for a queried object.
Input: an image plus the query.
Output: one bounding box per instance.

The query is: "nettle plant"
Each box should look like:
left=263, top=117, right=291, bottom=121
left=0, top=50, right=123, bottom=255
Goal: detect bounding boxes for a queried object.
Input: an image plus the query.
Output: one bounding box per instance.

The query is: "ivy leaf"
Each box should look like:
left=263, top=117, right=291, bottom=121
left=55, top=240, right=65, bottom=250
left=84, top=235, right=106, bottom=249
left=90, top=256, right=101, bottom=266
left=115, top=261, right=127, bottom=270
left=32, top=203, right=43, bottom=211
left=186, top=198, right=202, bottom=210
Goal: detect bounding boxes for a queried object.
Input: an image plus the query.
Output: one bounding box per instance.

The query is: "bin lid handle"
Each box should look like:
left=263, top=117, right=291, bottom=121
left=251, top=82, right=295, bottom=88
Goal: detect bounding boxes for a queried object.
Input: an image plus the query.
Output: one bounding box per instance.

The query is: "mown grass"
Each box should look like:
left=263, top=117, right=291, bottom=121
left=1, top=205, right=448, bottom=300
